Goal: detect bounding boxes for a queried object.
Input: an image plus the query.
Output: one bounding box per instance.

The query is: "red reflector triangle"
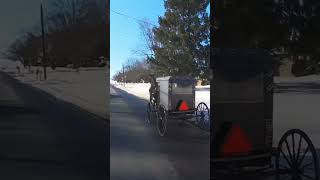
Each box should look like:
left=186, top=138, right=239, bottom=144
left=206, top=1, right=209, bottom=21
left=179, top=101, right=189, bottom=111
left=222, top=124, right=252, bottom=156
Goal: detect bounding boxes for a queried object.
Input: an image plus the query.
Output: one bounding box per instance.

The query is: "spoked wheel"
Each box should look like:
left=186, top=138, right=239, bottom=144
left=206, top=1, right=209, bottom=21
left=276, top=129, right=319, bottom=180
left=157, top=105, right=168, bottom=137
left=145, top=102, right=152, bottom=125
left=195, top=102, right=210, bottom=130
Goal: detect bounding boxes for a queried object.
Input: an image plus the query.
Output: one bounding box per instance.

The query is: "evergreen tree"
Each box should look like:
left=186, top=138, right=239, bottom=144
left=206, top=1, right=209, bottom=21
left=214, top=0, right=286, bottom=49
left=151, top=0, right=210, bottom=81
left=276, top=0, right=320, bottom=75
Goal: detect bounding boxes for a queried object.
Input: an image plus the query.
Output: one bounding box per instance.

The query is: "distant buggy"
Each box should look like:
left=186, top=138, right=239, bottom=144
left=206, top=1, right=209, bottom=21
left=146, top=76, right=210, bottom=136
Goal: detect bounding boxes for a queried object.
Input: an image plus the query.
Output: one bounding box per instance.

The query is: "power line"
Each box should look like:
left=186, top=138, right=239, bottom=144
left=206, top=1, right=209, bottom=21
left=110, top=9, right=158, bottom=27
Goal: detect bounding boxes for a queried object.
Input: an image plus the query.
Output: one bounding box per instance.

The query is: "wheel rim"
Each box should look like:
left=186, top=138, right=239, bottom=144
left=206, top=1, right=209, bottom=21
left=157, top=106, right=167, bottom=136
left=276, top=129, right=319, bottom=180
left=146, top=103, right=152, bottom=124
left=196, top=102, right=210, bottom=130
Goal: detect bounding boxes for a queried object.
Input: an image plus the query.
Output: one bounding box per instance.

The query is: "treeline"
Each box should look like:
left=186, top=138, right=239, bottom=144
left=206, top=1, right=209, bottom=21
left=112, top=59, right=152, bottom=83
left=6, top=0, right=108, bottom=69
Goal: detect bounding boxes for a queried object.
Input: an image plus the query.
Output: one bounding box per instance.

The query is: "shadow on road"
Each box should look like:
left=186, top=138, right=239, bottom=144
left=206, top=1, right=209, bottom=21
left=0, top=72, right=108, bottom=179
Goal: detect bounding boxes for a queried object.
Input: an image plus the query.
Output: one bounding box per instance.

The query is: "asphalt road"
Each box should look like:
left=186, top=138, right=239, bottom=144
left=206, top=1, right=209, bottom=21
left=111, top=82, right=320, bottom=180
left=110, top=85, right=210, bottom=180
left=0, top=72, right=108, bottom=180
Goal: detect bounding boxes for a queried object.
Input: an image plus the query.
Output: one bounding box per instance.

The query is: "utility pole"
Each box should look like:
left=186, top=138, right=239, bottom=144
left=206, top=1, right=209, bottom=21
left=40, top=2, right=47, bottom=80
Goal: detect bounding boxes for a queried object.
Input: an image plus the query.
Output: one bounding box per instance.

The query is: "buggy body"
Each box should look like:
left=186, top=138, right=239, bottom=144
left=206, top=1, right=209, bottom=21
left=156, top=76, right=195, bottom=113
left=146, top=76, right=210, bottom=136
left=211, top=48, right=319, bottom=179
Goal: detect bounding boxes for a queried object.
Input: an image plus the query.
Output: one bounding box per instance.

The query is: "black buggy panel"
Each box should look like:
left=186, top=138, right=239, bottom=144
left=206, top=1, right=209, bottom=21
left=212, top=49, right=274, bottom=160
left=170, top=76, right=195, bottom=111
left=213, top=48, right=274, bottom=82
left=156, top=76, right=196, bottom=111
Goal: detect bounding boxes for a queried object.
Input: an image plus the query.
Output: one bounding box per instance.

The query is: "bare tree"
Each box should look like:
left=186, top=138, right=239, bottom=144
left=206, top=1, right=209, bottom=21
left=139, top=20, right=156, bottom=55
left=47, top=0, right=89, bottom=30
left=6, top=0, right=106, bottom=70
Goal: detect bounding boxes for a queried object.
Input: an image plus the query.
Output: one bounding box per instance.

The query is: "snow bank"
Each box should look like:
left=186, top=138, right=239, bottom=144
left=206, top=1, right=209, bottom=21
left=113, top=82, right=210, bottom=109
left=275, top=75, right=320, bottom=84
left=0, top=58, right=109, bottom=119
left=110, top=80, right=117, bottom=85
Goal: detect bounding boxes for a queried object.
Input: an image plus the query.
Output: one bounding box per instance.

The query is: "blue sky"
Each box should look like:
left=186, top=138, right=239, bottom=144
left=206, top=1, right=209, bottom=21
left=110, top=0, right=166, bottom=78
left=110, top=1, right=210, bottom=79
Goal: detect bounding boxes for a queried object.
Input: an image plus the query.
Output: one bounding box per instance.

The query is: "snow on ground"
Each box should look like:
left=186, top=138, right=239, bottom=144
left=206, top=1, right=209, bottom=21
left=113, top=82, right=210, bottom=109
left=275, top=75, right=320, bottom=83
left=0, top=58, right=109, bottom=119
left=110, top=79, right=117, bottom=85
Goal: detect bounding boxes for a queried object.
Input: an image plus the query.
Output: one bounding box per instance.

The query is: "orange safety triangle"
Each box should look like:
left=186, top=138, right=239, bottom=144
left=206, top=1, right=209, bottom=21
left=179, top=100, right=189, bottom=111
left=222, top=124, right=252, bottom=156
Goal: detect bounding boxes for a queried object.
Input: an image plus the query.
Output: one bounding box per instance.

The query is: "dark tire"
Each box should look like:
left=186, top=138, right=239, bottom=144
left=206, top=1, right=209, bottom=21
left=275, top=129, right=319, bottom=180
left=157, top=105, right=168, bottom=137
left=196, top=102, right=210, bottom=130
left=145, top=102, right=152, bottom=125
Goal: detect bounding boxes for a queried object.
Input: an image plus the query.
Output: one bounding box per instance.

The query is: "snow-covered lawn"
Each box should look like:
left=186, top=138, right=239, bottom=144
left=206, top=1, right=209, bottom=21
left=0, top=59, right=109, bottom=119
left=112, top=82, right=210, bottom=109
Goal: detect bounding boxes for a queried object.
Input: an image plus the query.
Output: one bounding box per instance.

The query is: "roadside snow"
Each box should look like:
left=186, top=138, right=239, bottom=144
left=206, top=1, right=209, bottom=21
left=113, top=82, right=210, bottom=109
left=275, top=75, right=320, bottom=83
left=0, top=58, right=109, bottom=119
left=110, top=79, right=117, bottom=85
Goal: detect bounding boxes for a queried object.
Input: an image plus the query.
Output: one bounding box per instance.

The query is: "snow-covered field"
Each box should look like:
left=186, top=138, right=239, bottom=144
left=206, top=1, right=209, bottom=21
left=0, top=58, right=109, bottom=119
left=112, top=82, right=210, bottom=109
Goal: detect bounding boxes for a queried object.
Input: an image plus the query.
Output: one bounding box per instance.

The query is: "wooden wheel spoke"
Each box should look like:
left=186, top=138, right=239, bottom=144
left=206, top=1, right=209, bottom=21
left=276, top=130, right=318, bottom=180
left=301, top=162, right=313, bottom=169
left=292, top=133, right=296, bottom=160
left=299, top=173, right=315, bottom=180
left=297, top=135, right=303, bottom=162
left=199, top=104, right=203, bottom=111
left=285, top=138, right=295, bottom=162
left=297, top=146, right=310, bottom=167
left=280, top=148, right=293, bottom=167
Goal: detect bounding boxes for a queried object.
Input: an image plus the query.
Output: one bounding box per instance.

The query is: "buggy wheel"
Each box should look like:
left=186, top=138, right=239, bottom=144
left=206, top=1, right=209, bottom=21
left=196, top=102, right=210, bottom=130
left=145, top=102, right=152, bottom=125
left=157, top=105, right=167, bottom=137
left=276, top=129, right=319, bottom=180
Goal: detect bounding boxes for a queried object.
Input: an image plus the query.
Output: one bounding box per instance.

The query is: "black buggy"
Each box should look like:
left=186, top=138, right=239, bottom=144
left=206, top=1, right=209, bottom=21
left=146, top=76, right=210, bottom=136
left=212, top=48, right=319, bottom=180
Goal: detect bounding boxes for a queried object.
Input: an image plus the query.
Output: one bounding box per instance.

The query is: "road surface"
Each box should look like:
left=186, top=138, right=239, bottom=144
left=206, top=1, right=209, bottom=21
left=110, top=85, right=210, bottom=180
left=0, top=72, right=108, bottom=180
left=111, top=79, right=320, bottom=180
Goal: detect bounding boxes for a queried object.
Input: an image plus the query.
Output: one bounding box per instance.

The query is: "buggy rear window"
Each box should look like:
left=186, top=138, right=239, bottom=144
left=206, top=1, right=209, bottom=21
left=214, top=74, right=263, bottom=102
left=169, top=77, right=194, bottom=87
left=172, top=84, right=193, bottom=94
